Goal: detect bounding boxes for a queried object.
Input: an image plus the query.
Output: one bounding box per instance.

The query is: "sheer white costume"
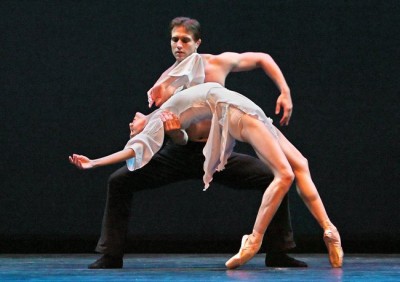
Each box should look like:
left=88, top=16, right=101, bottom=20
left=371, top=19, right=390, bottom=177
left=124, top=53, right=276, bottom=190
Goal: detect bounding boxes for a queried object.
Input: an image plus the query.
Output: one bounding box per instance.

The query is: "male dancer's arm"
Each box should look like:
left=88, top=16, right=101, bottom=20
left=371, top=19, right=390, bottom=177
left=211, top=52, right=292, bottom=126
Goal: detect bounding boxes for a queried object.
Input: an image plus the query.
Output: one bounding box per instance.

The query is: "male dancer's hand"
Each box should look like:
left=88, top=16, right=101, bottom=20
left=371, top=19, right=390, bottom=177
left=275, top=92, right=293, bottom=126
left=161, top=110, right=181, bottom=132
left=160, top=110, right=187, bottom=145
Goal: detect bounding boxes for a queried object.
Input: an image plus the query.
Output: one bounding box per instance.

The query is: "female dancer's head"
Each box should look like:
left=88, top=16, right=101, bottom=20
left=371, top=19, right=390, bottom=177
left=129, top=112, right=148, bottom=137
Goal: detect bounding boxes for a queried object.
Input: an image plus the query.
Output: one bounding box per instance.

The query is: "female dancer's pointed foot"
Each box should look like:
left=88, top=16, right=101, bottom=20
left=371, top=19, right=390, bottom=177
left=323, top=228, right=343, bottom=268
left=225, top=234, right=262, bottom=269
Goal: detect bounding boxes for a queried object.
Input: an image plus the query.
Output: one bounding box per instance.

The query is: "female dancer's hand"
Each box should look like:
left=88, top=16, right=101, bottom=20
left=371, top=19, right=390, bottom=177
left=150, top=83, right=175, bottom=107
left=69, top=154, right=93, bottom=169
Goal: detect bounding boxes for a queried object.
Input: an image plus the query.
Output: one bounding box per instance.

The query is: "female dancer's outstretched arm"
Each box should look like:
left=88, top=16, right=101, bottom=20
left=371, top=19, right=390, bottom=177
left=69, top=110, right=185, bottom=171
left=69, top=150, right=135, bottom=170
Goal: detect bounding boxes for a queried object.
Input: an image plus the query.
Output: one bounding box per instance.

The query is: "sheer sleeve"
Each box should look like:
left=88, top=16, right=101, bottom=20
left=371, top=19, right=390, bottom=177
left=126, top=54, right=206, bottom=171
left=167, top=53, right=205, bottom=89
left=147, top=53, right=205, bottom=106
left=124, top=111, right=164, bottom=171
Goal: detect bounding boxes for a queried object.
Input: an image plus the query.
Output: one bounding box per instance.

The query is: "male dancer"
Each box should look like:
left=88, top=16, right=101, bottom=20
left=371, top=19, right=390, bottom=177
left=89, top=17, right=306, bottom=269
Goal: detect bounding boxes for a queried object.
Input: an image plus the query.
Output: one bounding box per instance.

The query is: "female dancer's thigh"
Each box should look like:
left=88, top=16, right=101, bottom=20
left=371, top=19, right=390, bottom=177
left=229, top=110, right=291, bottom=176
left=274, top=128, right=308, bottom=171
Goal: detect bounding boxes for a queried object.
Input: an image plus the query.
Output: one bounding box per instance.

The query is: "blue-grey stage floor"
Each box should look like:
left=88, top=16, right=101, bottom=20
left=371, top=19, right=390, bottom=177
left=0, top=253, right=399, bottom=281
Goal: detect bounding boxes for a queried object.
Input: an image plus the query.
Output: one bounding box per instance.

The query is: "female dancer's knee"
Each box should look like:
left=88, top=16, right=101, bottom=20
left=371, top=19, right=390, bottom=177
left=276, top=168, right=294, bottom=193
left=295, top=155, right=310, bottom=174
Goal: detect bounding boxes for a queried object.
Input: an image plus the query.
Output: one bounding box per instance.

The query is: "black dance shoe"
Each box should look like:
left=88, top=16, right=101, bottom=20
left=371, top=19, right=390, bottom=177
left=88, top=254, right=123, bottom=269
left=265, top=252, right=308, bottom=267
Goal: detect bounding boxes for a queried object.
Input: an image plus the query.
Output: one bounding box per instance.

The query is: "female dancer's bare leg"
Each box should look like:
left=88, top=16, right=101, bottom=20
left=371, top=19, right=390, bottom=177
left=225, top=110, right=295, bottom=269
left=225, top=109, right=342, bottom=269
left=274, top=128, right=343, bottom=267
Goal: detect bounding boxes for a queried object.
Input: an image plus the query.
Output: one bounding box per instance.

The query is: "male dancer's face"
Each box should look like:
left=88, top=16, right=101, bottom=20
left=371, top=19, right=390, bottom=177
left=171, top=26, right=201, bottom=63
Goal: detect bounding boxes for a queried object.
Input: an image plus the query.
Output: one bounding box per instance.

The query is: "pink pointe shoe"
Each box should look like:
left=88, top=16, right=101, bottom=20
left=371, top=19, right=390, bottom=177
left=225, top=234, right=262, bottom=269
left=323, top=227, right=344, bottom=268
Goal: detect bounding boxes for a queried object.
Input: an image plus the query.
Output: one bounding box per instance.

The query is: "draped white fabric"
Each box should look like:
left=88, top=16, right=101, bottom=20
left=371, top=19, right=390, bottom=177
left=125, top=54, right=276, bottom=190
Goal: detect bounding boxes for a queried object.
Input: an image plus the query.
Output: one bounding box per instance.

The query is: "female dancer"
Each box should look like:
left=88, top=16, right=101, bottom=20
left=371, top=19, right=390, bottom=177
left=69, top=54, right=343, bottom=269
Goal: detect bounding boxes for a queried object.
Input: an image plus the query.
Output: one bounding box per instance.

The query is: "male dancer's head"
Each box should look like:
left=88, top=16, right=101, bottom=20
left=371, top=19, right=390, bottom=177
left=169, top=17, right=202, bottom=62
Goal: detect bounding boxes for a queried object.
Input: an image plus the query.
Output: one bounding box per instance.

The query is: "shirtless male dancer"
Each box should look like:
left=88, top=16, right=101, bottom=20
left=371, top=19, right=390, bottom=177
left=87, top=16, right=306, bottom=269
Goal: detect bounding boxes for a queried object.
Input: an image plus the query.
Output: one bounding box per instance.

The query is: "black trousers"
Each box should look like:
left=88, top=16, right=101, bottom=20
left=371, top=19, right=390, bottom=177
left=96, top=140, right=296, bottom=257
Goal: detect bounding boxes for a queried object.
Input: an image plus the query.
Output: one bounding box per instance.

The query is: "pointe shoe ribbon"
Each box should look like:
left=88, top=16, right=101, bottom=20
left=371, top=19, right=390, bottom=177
left=323, top=228, right=344, bottom=268
left=225, top=234, right=261, bottom=269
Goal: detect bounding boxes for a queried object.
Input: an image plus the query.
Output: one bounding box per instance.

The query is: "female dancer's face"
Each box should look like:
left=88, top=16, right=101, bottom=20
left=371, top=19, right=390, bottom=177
left=171, top=26, right=201, bottom=63
left=129, top=112, right=147, bottom=137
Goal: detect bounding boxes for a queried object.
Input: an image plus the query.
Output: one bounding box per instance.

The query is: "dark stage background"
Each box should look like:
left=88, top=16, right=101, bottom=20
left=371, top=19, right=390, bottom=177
left=1, top=0, right=399, bottom=253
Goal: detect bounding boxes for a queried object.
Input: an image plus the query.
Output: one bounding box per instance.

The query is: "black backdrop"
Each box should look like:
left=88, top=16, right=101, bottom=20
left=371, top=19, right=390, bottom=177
left=1, top=0, right=399, bottom=253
